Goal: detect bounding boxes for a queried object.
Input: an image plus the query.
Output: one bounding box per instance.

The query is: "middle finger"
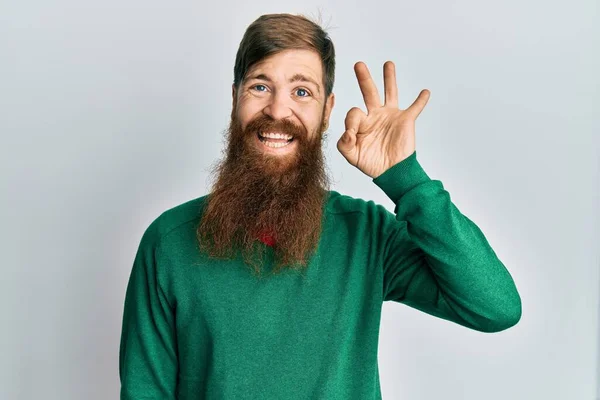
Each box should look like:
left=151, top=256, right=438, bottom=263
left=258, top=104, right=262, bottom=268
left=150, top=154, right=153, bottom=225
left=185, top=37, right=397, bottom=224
left=354, top=62, right=381, bottom=113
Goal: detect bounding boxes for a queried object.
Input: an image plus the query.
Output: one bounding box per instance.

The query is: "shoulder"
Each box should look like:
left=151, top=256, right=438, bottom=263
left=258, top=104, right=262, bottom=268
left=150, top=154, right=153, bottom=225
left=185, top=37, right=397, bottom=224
left=326, top=189, right=393, bottom=222
left=139, top=195, right=209, bottom=248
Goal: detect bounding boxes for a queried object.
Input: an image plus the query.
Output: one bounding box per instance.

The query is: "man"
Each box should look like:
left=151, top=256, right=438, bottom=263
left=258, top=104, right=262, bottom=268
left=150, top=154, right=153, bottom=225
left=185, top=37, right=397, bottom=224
left=119, top=13, right=522, bottom=400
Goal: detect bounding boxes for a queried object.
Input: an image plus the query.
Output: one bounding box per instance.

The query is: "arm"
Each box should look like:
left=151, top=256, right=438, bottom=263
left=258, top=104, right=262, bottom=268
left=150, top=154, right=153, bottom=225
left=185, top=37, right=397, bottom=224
left=373, top=150, right=522, bottom=333
left=119, top=223, right=178, bottom=398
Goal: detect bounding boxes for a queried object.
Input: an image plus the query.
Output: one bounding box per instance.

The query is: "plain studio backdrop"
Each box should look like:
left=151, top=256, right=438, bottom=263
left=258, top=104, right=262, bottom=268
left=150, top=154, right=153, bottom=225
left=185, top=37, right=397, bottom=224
left=1, top=1, right=598, bottom=399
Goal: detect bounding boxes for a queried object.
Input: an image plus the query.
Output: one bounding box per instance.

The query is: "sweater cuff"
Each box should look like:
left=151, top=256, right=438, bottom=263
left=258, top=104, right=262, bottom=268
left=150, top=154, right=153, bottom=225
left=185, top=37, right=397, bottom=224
left=372, top=150, right=431, bottom=204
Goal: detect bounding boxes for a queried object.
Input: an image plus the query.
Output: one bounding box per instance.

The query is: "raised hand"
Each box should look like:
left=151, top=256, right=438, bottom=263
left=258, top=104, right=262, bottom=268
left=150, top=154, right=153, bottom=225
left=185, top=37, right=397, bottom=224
left=337, top=61, right=430, bottom=179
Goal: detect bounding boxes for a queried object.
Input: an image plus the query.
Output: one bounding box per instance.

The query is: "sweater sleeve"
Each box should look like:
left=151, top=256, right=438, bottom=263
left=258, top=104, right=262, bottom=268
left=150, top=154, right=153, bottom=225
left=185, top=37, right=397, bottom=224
left=372, top=150, right=522, bottom=333
left=119, top=223, right=178, bottom=398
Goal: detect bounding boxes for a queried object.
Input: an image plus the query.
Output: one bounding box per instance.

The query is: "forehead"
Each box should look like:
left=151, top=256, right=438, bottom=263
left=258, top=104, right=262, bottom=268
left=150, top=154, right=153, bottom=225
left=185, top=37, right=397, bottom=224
left=245, top=49, right=323, bottom=82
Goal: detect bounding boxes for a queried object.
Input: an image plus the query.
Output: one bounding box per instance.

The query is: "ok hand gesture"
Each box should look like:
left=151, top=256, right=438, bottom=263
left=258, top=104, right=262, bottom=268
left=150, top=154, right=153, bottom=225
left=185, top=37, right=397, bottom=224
left=337, top=61, right=430, bottom=179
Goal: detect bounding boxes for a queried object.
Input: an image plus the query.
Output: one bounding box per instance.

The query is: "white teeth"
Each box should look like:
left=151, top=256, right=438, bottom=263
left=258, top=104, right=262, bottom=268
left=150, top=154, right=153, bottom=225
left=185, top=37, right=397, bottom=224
left=259, top=131, right=293, bottom=140
left=263, top=140, right=292, bottom=148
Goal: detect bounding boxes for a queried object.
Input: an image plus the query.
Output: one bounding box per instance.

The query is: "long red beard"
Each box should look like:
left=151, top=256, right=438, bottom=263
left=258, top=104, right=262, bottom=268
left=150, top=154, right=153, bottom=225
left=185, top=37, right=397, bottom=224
left=197, top=111, right=331, bottom=276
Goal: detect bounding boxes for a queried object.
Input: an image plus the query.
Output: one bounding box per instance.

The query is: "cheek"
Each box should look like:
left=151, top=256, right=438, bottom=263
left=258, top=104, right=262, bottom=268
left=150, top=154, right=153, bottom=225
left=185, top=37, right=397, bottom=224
left=236, top=105, right=263, bottom=131
left=300, top=106, right=323, bottom=127
left=237, top=113, right=252, bottom=133
left=300, top=116, right=320, bottom=136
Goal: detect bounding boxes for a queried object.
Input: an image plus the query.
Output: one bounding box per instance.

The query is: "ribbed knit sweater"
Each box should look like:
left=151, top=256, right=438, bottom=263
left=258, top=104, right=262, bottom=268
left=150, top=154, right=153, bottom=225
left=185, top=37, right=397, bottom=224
left=119, top=150, right=522, bottom=399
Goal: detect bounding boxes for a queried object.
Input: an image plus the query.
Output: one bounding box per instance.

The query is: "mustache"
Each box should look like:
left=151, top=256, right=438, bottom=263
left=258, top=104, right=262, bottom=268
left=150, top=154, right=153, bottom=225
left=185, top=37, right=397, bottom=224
left=244, top=115, right=307, bottom=139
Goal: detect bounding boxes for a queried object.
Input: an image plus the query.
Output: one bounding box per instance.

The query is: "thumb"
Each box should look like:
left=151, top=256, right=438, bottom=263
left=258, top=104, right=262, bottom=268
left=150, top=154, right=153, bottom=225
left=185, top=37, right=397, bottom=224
left=337, top=128, right=356, bottom=155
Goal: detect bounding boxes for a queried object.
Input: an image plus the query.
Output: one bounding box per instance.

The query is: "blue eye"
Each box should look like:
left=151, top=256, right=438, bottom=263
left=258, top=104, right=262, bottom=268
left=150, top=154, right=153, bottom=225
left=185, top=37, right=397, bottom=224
left=253, top=84, right=267, bottom=92
left=296, top=88, right=311, bottom=97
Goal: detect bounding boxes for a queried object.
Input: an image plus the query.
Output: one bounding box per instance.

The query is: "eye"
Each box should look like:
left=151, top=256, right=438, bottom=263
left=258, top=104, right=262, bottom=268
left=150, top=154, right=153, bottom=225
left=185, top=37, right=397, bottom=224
left=252, top=84, right=267, bottom=92
left=295, top=88, right=311, bottom=97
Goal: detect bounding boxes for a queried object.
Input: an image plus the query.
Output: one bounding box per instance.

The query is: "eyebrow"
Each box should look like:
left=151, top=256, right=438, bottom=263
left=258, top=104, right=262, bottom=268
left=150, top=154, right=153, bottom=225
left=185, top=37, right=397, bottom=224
left=245, top=72, right=321, bottom=95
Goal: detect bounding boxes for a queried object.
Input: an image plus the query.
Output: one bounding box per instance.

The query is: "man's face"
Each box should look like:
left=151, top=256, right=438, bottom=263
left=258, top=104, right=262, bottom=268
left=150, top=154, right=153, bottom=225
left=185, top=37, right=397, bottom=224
left=232, top=49, right=335, bottom=167
left=197, top=49, right=335, bottom=275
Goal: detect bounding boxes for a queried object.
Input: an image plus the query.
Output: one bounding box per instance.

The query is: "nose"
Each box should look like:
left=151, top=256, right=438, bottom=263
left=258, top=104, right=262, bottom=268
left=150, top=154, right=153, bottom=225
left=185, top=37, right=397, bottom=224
left=262, top=91, right=293, bottom=121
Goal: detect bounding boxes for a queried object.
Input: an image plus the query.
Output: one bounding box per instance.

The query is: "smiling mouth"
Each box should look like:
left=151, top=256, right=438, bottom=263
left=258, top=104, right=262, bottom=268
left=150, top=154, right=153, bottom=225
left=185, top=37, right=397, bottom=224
left=256, top=132, right=295, bottom=149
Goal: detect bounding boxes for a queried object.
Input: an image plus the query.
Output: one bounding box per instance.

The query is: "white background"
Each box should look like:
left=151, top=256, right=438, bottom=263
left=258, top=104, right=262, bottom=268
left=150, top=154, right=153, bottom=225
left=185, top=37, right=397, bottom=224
left=1, top=0, right=598, bottom=399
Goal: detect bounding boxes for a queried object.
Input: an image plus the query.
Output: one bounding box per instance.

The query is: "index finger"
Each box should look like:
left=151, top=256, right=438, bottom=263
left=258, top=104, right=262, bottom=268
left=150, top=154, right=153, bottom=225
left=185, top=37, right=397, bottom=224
left=383, top=61, right=398, bottom=108
left=354, top=62, right=381, bottom=113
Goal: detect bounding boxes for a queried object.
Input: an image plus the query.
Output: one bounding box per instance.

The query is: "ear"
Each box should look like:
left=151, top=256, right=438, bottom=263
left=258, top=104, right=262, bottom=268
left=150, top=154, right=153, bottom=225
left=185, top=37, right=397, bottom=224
left=324, top=92, right=335, bottom=122
left=231, top=84, right=237, bottom=108
left=231, top=84, right=238, bottom=120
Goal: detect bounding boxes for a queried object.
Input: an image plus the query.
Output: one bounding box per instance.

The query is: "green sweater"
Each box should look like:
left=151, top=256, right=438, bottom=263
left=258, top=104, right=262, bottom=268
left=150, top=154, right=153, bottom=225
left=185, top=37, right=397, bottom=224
left=119, top=150, right=521, bottom=399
